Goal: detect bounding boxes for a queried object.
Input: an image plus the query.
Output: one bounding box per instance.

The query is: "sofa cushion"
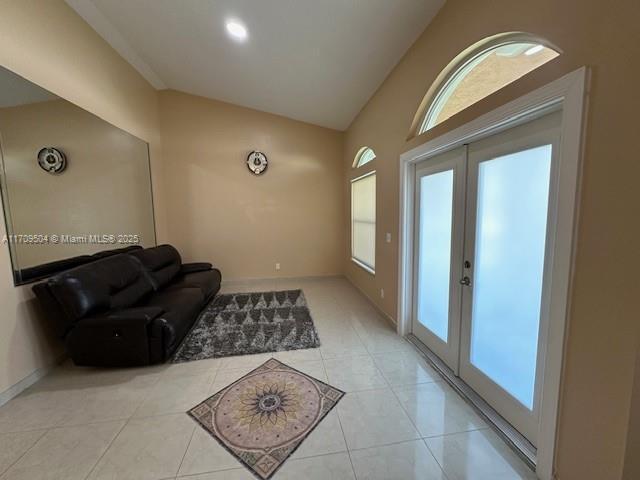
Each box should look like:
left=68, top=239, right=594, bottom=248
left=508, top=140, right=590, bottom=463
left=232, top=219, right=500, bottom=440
left=129, top=244, right=181, bottom=290
left=48, top=254, right=154, bottom=320
left=147, top=287, right=204, bottom=354
left=168, top=268, right=222, bottom=299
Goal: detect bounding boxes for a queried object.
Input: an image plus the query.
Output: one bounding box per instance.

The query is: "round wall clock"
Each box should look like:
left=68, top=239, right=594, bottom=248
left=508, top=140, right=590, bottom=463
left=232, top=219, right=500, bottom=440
left=247, top=151, right=268, bottom=175
left=37, top=147, right=67, bottom=174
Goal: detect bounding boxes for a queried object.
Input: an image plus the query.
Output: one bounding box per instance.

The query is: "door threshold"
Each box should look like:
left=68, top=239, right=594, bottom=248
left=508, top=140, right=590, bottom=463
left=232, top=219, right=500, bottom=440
left=407, top=334, right=537, bottom=470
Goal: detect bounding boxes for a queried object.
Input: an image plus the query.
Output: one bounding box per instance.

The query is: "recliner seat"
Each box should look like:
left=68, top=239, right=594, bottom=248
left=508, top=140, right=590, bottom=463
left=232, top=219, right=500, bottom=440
left=32, top=244, right=222, bottom=367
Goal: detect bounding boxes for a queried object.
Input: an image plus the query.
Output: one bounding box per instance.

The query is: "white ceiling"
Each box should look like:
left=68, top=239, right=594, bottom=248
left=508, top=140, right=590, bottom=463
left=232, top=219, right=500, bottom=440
left=66, top=0, right=444, bottom=130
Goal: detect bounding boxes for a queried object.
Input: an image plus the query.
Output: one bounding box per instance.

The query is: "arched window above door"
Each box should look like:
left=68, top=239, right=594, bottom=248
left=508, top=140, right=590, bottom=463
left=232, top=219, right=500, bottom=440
left=353, top=147, right=376, bottom=168
left=417, top=33, right=560, bottom=134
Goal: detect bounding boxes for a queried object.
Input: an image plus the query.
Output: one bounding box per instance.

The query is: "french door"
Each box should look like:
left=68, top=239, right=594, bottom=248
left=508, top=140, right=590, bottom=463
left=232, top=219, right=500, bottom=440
left=412, top=111, right=561, bottom=445
left=412, top=147, right=466, bottom=370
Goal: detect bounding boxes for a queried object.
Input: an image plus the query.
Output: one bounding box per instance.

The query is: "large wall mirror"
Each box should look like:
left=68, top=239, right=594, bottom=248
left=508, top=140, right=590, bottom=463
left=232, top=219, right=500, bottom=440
left=0, top=66, right=156, bottom=285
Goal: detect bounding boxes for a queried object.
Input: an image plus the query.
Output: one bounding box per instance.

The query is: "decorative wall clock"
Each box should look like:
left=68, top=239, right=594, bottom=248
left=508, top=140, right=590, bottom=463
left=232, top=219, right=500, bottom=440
left=247, top=151, right=268, bottom=175
left=37, top=147, right=67, bottom=174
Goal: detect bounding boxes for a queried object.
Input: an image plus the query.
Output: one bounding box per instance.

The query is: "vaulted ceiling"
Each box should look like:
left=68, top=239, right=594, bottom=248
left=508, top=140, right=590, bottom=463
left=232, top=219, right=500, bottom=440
left=67, top=0, right=445, bottom=130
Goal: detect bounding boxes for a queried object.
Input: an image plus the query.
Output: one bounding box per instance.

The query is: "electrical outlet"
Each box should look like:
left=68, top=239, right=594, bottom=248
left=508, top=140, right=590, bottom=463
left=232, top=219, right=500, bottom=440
left=386, top=232, right=392, bottom=243
left=275, top=263, right=281, bottom=271
left=380, top=288, right=385, bottom=299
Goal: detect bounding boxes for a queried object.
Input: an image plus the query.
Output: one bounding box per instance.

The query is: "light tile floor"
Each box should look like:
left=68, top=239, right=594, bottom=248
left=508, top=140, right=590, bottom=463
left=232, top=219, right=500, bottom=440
left=0, top=277, right=537, bottom=480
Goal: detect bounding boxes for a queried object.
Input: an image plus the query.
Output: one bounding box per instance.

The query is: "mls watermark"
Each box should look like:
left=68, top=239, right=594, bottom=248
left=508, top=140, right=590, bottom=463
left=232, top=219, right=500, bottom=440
left=2, top=234, right=141, bottom=245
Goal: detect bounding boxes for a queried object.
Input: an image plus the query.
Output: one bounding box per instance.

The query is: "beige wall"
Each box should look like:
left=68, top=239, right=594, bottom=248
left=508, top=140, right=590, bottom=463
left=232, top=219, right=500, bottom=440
left=623, top=344, right=640, bottom=479
left=344, top=0, right=640, bottom=478
left=0, top=0, right=163, bottom=396
left=0, top=99, right=155, bottom=269
left=160, top=90, right=344, bottom=280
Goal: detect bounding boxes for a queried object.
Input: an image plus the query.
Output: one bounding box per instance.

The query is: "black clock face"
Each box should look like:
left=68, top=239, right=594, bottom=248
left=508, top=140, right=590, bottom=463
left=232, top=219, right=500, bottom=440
left=247, top=151, right=268, bottom=175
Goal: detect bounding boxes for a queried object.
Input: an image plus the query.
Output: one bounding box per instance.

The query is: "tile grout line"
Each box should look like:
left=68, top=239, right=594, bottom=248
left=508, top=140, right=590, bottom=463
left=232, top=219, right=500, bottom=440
left=290, top=449, right=355, bottom=462
left=421, top=437, right=453, bottom=480
left=76, top=365, right=214, bottom=480
left=379, top=344, right=499, bottom=477
left=346, top=436, right=435, bottom=454
left=82, top=418, right=130, bottom=480
left=319, top=312, right=448, bottom=477
left=317, top=304, right=362, bottom=362
left=382, top=343, right=453, bottom=479
left=130, top=366, right=219, bottom=420
left=336, top=305, right=393, bottom=394
left=319, top=353, right=358, bottom=480
left=0, top=428, right=48, bottom=478
left=385, top=382, right=451, bottom=480
left=173, top=367, right=219, bottom=478
left=421, top=425, right=491, bottom=440
left=174, top=424, right=198, bottom=478
left=126, top=370, right=170, bottom=419
left=317, top=289, right=416, bottom=474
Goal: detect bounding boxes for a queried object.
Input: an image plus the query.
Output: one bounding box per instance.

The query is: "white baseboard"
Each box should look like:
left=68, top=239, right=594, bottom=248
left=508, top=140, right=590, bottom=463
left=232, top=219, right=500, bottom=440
left=343, top=274, right=397, bottom=327
left=221, top=274, right=343, bottom=285
left=0, top=354, right=66, bottom=408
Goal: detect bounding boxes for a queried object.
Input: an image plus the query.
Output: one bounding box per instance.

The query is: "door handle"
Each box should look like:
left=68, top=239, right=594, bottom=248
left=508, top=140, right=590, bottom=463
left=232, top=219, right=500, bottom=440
left=459, top=276, right=471, bottom=286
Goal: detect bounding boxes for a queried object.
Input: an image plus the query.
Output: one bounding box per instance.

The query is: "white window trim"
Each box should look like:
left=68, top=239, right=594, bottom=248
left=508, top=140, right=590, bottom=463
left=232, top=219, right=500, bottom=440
left=351, top=257, right=375, bottom=275
left=351, top=169, right=376, bottom=275
left=418, top=33, right=562, bottom=135
left=398, top=67, right=589, bottom=480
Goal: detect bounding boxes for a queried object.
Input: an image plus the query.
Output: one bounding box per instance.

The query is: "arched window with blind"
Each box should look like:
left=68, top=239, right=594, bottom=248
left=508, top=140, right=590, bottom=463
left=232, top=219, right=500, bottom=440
left=351, top=147, right=376, bottom=273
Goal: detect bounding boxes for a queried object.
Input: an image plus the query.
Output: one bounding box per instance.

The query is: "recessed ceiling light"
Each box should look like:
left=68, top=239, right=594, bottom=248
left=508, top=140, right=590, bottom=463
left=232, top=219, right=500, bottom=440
left=226, top=20, right=248, bottom=41
left=525, top=44, right=544, bottom=56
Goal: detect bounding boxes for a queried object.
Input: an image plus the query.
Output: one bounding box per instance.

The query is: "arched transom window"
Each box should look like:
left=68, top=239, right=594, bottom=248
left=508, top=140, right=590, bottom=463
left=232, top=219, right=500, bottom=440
left=419, top=34, right=560, bottom=133
left=353, top=147, right=376, bottom=168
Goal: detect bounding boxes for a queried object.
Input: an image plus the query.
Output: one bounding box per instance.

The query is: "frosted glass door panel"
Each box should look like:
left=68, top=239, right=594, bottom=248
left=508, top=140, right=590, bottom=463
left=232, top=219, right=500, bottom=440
left=412, top=147, right=465, bottom=371
left=417, top=170, right=454, bottom=342
left=469, top=145, right=552, bottom=409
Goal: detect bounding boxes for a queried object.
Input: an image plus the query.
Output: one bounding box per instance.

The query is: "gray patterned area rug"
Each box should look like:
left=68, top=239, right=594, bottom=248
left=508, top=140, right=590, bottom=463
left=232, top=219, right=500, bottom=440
left=172, top=290, right=320, bottom=363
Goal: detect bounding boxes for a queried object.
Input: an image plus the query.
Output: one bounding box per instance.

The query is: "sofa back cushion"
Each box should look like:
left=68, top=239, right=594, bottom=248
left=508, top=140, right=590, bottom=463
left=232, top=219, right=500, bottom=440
left=48, top=254, right=153, bottom=321
left=128, top=245, right=181, bottom=290
left=21, top=254, right=93, bottom=283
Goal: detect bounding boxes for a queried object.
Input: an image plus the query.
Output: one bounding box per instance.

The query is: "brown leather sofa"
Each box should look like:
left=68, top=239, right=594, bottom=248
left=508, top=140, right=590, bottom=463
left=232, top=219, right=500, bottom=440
left=32, top=244, right=221, bottom=367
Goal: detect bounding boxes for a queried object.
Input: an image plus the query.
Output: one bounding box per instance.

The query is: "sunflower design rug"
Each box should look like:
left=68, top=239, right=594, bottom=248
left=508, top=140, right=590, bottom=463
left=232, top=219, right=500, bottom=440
left=188, top=358, right=345, bottom=479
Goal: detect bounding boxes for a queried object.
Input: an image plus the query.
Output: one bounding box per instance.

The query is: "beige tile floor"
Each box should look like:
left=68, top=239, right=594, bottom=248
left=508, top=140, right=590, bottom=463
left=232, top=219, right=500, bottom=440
left=0, top=277, right=537, bottom=480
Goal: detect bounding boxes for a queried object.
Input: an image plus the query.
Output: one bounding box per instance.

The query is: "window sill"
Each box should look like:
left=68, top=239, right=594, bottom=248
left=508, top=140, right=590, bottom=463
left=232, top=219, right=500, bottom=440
left=351, top=257, right=375, bottom=275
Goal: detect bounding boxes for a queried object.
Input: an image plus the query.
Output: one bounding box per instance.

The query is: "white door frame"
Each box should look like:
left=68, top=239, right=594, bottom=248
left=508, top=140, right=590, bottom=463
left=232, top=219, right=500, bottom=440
left=397, top=67, right=589, bottom=480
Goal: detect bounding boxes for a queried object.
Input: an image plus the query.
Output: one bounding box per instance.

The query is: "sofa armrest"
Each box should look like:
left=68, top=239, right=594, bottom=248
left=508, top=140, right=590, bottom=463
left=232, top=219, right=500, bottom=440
left=180, top=262, right=212, bottom=275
